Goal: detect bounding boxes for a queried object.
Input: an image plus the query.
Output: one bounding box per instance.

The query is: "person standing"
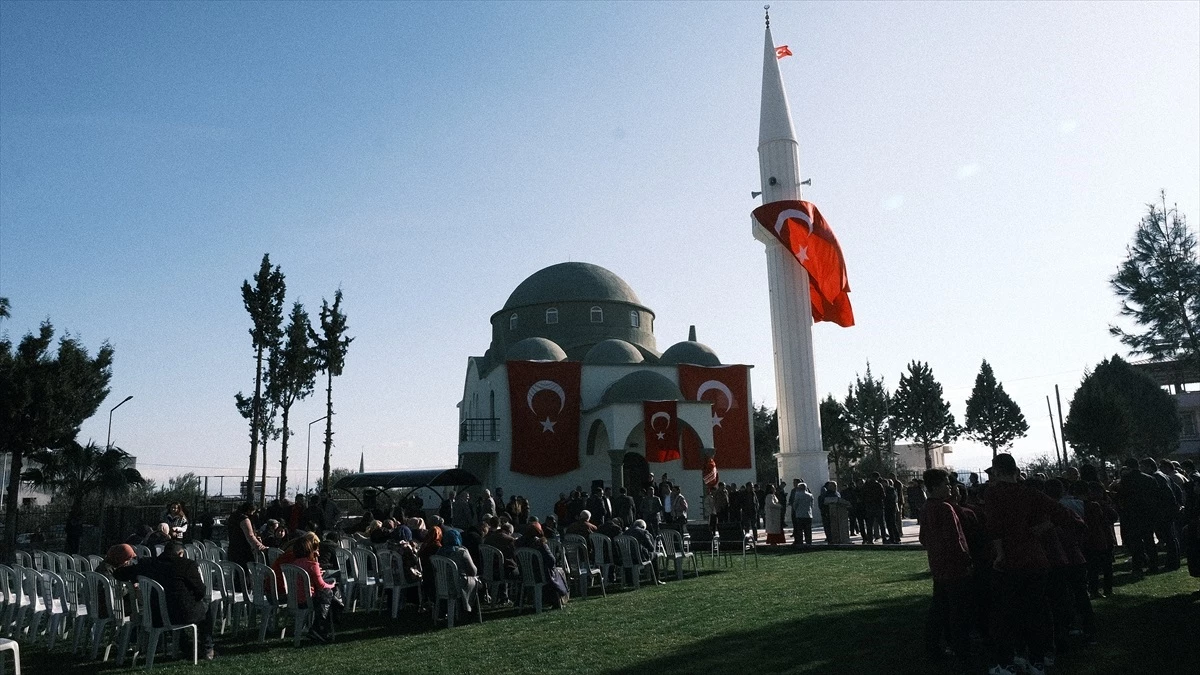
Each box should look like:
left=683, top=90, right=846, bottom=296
left=763, top=485, right=786, bottom=545
left=791, top=483, right=814, bottom=546
left=918, top=469, right=972, bottom=663
left=670, top=486, right=689, bottom=524
left=614, top=487, right=637, bottom=527
left=1116, top=457, right=1160, bottom=576
left=228, top=502, right=267, bottom=572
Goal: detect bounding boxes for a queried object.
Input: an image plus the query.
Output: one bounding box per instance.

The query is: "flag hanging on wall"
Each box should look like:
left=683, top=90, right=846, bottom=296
left=753, top=200, right=855, bottom=327
left=678, top=364, right=753, bottom=469
left=643, top=400, right=680, bottom=463
left=507, top=360, right=582, bottom=477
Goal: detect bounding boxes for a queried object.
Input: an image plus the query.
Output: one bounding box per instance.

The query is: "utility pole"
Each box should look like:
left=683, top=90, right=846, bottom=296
left=1046, top=396, right=1061, bottom=467
left=1054, top=385, right=1068, bottom=471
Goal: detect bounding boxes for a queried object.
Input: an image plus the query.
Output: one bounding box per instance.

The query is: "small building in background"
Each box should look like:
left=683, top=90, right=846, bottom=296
left=1131, top=357, right=1200, bottom=459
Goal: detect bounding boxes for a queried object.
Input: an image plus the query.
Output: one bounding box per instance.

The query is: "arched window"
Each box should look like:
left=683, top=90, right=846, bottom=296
left=590, top=306, right=603, bottom=324
left=509, top=313, right=518, bottom=330
left=629, top=311, right=640, bottom=328
left=545, top=308, right=559, bottom=325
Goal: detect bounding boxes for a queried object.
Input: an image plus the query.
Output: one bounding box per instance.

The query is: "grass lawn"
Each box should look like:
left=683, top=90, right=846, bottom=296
left=19, top=549, right=1198, bottom=674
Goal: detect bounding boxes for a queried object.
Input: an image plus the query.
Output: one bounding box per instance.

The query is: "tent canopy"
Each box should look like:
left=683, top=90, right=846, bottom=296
left=333, top=468, right=481, bottom=492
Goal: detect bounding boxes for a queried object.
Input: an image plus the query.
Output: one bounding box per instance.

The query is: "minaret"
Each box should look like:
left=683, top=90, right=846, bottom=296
left=751, top=10, right=830, bottom=498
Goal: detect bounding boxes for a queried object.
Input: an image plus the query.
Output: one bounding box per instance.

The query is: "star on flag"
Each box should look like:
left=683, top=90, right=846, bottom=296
left=775, top=45, right=792, bottom=59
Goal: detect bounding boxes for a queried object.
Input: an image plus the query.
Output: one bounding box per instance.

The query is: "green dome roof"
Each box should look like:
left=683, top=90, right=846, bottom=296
left=599, top=370, right=683, bottom=406
left=659, top=341, right=721, bottom=367
left=506, top=337, right=567, bottom=362
left=503, top=262, right=644, bottom=310
left=583, top=339, right=646, bottom=365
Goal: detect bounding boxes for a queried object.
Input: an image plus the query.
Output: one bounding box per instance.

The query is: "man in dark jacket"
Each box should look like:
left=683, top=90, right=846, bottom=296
left=1116, top=457, right=1161, bottom=575
left=614, top=487, right=637, bottom=527
left=113, top=541, right=214, bottom=660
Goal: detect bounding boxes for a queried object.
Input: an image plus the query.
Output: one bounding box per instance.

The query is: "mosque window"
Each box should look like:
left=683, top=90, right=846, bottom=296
left=630, top=311, right=640, bottom=328
left=591, top=306, right=604, bottom=324
left=509, top=313, right=518, bottom=330
left=545, top=308, right=559, bottom=325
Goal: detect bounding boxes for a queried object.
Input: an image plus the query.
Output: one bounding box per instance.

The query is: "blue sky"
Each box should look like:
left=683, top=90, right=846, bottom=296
left=2, top=1, right=1198, bottom=491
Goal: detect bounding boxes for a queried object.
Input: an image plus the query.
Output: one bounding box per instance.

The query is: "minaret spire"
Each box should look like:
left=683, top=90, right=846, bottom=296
left=751, top=12, right=830, bottom=504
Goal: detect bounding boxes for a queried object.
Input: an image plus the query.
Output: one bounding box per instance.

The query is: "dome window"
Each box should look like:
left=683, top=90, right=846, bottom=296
left=629, top=311, right=640, bottom=328
left=590, top=306, right=604, bottom=324
left=509, top=313, right=518, bottom=330
left=545, top=308, right=559, bottom=325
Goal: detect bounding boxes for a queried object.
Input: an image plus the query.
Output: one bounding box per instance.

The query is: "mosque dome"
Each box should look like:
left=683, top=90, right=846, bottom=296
left=659, top=341, right=721, bottom=367
left=503, top=262, right=643, bottom=310
left=506, top=337, right=567, bottom=362
left=583, top=339, right=646, bottom=365
left=599, top=370, right=683, bottom=406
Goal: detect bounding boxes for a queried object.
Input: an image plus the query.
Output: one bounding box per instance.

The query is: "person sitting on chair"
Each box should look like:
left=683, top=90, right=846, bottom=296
left=112, top=540, right=216, bottom=660
left=434, top=528, right=481, bottom=612
left=628, top=520, right=665, bottom=585
left=272, top=532, right=338, bottom=642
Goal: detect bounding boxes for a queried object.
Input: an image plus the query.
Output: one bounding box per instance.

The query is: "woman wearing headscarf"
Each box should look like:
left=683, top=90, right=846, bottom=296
left=764, top=484, right=787, bottom=545
left=517, top=522, right=570, bottom=608
left=418, top=519, right=443, bottom=601
left=434, top=528, right=480, bottom=612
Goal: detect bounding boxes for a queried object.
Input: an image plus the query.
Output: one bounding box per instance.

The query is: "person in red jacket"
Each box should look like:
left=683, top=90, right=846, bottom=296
left=984, top=453, right=1084, bottom=675
left=919, top=468, right=972, bottom=662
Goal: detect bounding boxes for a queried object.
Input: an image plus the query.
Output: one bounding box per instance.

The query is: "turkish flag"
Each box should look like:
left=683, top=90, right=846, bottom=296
left=643, top=400, right=679, bottom=463
left=507, top=360, right=582, bottom=477
left=753, top=200, right=855, bottom=327
left=678, top=365, right=752, bottom=469
left=775, top=45, right=792, bottom=59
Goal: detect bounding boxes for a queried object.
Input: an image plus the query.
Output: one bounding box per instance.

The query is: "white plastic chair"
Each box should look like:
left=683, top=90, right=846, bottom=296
left=71, top=555, right=91, bottom=573
left=134, top=576, right=197, bottom=670
left=614, top=535, right=654, bottom=589
left=266, top=548, right=284, bottom=566
left=589, top=533, right=616, bottom=585
left=430, top=556, right=480, bottom=628
left=12, top=554, right=32, bottom=570
left=477, top=545, right=508, bottom=608
left=278, top=564, right=313, bottom=647
left=59, top=570, right=90, bottom=651
left=351, top=548, right=380, bottom=611
left=0, top=565, right=12, bottom=637
left=80, top=572, right=125, bottom=661
left=131, top=545, right=152, bottom=561
left=86, top=556, right=104, bottom=572
left=215, top=561, right=251, bottom=635
left=246, top=563, right=282, bottom=643
left=12, top=569, right=42, bottom=639
left=661, top=529, right=698, bottom=580
left=332, top=548, right=357, bottom=608
left=513, top=548, right=544, bottom=614
left=379, top=549, right=423, bottom=616
left=564, top=542, right=605, bottom=599
left=0, top=637, right=20, bottom=675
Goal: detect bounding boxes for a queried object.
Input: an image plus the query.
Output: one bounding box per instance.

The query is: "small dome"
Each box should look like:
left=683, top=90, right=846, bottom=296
left=584, top=339, right=645, bottom=365
left=506, top=337, right=567, bottom=362
left=503, top=262, right=643, bottom=310
left=658, top=341, right=721, bottom=366
left=599, top=371, right=683, bottom=406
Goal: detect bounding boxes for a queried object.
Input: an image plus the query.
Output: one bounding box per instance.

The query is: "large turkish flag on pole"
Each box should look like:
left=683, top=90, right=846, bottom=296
left=507, top=361, right=582, bottom=477
left=643, top=400, right=680, bottom=463
left=678, top=365, right=753, bottom=469
left=753, top=200, right=855, bottom=327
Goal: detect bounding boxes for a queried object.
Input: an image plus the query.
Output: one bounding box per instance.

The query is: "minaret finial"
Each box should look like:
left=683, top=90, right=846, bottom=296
left=765, top=5, right=770, bottom=27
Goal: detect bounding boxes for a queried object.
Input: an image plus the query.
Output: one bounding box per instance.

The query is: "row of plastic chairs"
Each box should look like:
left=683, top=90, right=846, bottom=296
left=12, top=551, right=102, bottom=577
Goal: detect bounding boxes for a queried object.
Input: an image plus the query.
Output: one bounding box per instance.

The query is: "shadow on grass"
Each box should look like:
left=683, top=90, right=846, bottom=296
left=605, top=593, right=929, bottom=675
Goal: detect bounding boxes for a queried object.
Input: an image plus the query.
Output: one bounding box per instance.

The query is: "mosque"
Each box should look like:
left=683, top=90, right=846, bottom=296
left=456, top=262, right=757, bottom=513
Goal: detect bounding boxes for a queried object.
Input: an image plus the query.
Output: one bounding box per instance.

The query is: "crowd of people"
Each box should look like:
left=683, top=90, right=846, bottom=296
left=917, top=453, right=1200, bottom=675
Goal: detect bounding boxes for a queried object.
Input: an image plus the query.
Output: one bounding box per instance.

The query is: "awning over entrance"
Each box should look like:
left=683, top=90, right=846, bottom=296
left=333, top=468, right=481, bottom=491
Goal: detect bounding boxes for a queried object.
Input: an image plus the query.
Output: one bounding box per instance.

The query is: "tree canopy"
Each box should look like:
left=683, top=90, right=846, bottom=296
left=269, top=301, right=318, bottom=498
left=241, top=254, right=286, bottom=500
left=753, top=404, right=780, bottom=485
left=1110, top=192, right=1200, bottom=369
left=310, top=289, right=353, bottom=491
left=820, top=394, right=860, bottom=481
left=963, top=360, right=1029, bottom=457
left=1064, top=354, right=1179, bottom=463
left=0, top=320, right=114, bottom=556
left=890, top=360, right=958, bottom=469
left=844, top=363, right=892, bottom=463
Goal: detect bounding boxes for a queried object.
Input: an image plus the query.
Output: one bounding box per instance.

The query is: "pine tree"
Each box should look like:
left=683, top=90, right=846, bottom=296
left=890, top=360, right=958, bottom=469
left=310, top=289, right=353, bottom=492
left=820, top=394, right=859, bottom=481
left=843, top=362, right=892, bottom=463
left=268, top=302, right=318, bottom=498
left=964, top=360, right=1029, bottom=458
left=240, top=255, right=286, bottom=499
left=1110, top=191, right=1200, bottom=369
left=1064, top=355, right=1180, bottom=463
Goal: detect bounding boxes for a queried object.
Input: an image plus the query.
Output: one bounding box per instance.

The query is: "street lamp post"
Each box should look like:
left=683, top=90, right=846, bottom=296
left=107, top=395, right=134, bottom=449
left=306, top=415, right=328, bottom=495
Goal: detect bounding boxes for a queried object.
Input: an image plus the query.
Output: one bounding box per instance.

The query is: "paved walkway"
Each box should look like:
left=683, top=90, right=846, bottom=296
left=752, top=517, right=924, bottom=549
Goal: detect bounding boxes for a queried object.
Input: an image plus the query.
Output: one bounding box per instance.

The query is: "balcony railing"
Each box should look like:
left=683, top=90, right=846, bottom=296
left=460, top=417, right=500, bottom=442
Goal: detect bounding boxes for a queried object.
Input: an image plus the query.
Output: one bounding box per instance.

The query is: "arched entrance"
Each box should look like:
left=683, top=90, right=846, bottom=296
left=622, top=452, right=650, bottom=493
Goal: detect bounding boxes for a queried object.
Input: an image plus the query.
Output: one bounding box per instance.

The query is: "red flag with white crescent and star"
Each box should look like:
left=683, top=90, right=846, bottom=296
left=507, top=360, right=582, bottom=477
left=775, top=45, right=792, bottom=59
left=753, top=200, right=855, bottom=327
left=643, top=400, right=680, bottom=463
left=678, top=365, right=752, bottom=469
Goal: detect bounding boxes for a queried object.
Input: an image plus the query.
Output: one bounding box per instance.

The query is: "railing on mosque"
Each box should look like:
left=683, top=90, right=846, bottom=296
left=460, top=417, right=500, bottom=442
